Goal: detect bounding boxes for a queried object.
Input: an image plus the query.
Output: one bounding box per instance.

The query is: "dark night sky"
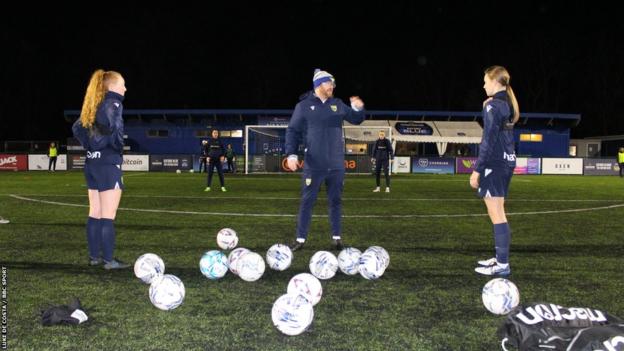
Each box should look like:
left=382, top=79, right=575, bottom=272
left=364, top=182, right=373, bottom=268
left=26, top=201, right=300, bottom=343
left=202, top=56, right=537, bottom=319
left=2, top=1, right=623, bottom=142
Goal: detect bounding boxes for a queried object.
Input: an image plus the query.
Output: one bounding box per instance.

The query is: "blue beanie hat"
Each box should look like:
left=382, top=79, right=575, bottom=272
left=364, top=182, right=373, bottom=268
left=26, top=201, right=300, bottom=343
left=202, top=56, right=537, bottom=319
left=313, top=69, right=335, bottom=89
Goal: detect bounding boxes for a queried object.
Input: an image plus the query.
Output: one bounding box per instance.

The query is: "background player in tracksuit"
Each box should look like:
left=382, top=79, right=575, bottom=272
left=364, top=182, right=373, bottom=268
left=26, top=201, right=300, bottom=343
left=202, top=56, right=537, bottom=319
left=371, top=130, right=394, bottom=193
left=285, top=69, right=365, bottom=251
left=471, top=65, right=520, bottom=277
left=225, top=144, right=236, bottom=173
left=199, top=140, right=208, bottom=173
left=204, top=129, right=227, bottom=192
left=72, top=69, right=129, bottom=270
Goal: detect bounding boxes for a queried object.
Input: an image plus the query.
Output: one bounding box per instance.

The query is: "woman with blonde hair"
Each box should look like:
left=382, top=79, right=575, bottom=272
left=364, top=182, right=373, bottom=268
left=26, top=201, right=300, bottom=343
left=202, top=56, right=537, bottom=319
left=471, top=65, right=519, bottom=277
left=72, top=69, right=129, bottom=269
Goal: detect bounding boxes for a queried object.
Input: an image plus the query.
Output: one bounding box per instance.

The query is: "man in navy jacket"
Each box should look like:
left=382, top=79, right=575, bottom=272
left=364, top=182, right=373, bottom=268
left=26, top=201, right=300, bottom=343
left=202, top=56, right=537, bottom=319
left=285, top=69, right=365, bottom=251
left=371, top=130, right=394, bottom=193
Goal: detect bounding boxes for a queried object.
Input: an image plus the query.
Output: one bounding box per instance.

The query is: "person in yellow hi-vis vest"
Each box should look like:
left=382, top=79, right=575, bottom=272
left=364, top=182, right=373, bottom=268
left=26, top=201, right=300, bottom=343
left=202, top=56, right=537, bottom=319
left=48, top=142, right=58, bottom=172
left=618, top=147, right=624, bottom=178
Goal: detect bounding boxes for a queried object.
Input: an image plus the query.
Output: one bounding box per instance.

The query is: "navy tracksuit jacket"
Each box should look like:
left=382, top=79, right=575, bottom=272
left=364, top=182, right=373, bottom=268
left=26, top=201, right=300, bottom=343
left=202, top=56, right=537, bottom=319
left=474, top=91, right=516, bottom=174
left=285, top=91, right=365, bottom=239
left=72, top=91, right=125, bottom=167
left=474, top=90, right=516, bottom=198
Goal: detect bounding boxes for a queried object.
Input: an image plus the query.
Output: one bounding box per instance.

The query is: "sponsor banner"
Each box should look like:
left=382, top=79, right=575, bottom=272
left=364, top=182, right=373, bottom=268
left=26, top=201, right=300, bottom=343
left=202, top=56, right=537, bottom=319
left=395, top=122, right=434, bottom=135
left=456, top=157, right=478, bottom=174
left=68, top=154, right=87, bottom=169
left=392, top=156, right=411, bottom=173
left=513, top=157, right=541, bottom=175
left=345, top=155, right=372, bottom=173
left=257, top=116, right=290, bottom=126
left=244, top=154, right=282, bottom=173
left=28, top=154, right=68, bottom=171
left=0, top=154, right=28, bottom=171
left=514, top=157, right=528, bottom=175
left=252, top=155, right=271, bottom=172
left=456, top=157, right=542, bottom=175
left=541, top=158, right=583, bottom=175
left=583, top=158, right=620, bottom=175
left=149, top=155, right=193, bottom=171
left=275, top=156, right=372, bottom=173
left=527, top=158, right=541, bottom=174
left=122, top=155, right=149, bottom=171
left=411, top=157, right=455, bottom=174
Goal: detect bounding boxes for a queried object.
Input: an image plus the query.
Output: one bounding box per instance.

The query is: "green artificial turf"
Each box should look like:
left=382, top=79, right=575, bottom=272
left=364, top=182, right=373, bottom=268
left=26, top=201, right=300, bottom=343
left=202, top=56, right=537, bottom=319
left=0, top=171, right=622, bottom=350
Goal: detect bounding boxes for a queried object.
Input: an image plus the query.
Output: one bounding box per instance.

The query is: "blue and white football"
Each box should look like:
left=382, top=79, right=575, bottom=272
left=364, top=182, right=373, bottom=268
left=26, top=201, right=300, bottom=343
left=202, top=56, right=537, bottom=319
left=199, top=250, right=228, bottom=280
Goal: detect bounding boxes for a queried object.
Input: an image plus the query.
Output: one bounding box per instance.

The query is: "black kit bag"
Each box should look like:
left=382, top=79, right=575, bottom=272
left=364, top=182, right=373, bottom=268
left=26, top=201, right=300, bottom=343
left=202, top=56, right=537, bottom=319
left=41, top=298, right=89, bottom=326
left=498, top=302, right=624, bottom=350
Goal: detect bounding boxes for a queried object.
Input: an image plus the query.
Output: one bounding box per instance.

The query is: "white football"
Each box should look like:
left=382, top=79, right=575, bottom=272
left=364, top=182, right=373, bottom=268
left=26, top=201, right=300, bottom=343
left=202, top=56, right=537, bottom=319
left=338, top=247, right=362, bottom=275
left=134, top=253, right=165, bottom=284
left=365, top=246, right=390, bottom=269
left=176, top=169, right=181, bottom=174
left=309, top=251, right=338, bottom=280
left=149, top=274, right=185, bottom=311
left=228, top=247, right=250, bottom=275
left=287, top=273, right=323, bottom=306
left=217, top=228, right=239, bottom=250
left=199, top=250, right=229, bottom=280
left=358, top=252, right=385, bottom=280
left=236, top=252, right=265, bottom=282
left=272, top=293, right=314, bottom=336
left=482, top=278, right=520, bottom=315
left=266, top=244, right=293, bottom=271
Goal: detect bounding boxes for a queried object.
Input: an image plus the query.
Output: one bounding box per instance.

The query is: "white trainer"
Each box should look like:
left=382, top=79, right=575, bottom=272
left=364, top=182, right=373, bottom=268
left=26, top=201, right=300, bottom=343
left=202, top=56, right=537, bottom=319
left=475, top=264, right=510, bottom=276
left=477, top=257, right=497, bottom=266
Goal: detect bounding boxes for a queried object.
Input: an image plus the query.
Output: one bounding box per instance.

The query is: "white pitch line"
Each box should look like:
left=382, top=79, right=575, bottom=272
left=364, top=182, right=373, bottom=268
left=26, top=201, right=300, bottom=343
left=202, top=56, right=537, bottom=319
left=1, top=193, right=620, bottom=202
left=9, top=194, right=624, bottom=219
left=112, top=174, right=534, bottom=182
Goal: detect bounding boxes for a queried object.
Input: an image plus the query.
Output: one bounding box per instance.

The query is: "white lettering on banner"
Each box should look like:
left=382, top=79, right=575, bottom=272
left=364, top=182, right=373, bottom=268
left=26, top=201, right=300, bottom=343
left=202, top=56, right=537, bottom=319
left=503, top=152, right=516, bottom=162
left=163, top=159, right=178, bottom=167
left=603, top=336, right=624, bottom=351
left=596, top=162, right=613, bottom=170
left=122, top=155, right=149, bottom=171
left=86, top=151, right=101, bottom=159
left=515, top=304, right=607, bottom=325
left=417, top=159, right=450, bottom=167
left=542, top=158, right=583, bottom=175
left=0, top=156, right=17, bottom=166
left=123, top=159, right=143, bottom=165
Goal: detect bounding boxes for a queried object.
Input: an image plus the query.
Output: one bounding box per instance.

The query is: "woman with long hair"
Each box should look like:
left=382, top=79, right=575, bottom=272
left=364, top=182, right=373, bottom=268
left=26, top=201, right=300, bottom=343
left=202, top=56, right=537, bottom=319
left=72, top=69, right=129, bottom=269
left=471, top=65, right=519, bottom=277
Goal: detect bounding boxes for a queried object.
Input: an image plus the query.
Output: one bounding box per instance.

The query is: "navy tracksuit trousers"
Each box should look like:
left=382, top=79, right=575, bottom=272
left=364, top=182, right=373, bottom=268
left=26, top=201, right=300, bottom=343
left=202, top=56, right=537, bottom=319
left=296, top=169, right=344, bottom=240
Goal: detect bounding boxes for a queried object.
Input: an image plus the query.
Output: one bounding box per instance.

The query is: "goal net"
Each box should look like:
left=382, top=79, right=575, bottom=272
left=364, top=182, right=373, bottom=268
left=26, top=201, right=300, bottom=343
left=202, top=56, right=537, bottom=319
left=244, top=124, right=392, bottom=174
